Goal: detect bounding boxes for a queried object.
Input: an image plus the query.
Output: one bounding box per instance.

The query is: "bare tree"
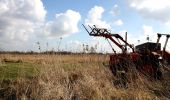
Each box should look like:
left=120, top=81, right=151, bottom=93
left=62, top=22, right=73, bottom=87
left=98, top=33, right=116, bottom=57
left=36, top=41, right=41, bottom=52
left=90, top=46, right=96, bottom=53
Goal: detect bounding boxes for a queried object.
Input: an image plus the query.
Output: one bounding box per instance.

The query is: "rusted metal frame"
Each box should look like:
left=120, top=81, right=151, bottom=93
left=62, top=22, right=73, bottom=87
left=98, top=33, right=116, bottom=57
left=105, top=35, right=124, bottom=51
left=163, top=34, right=170, bottom=51
left=114, top=34, right=134, bottom=52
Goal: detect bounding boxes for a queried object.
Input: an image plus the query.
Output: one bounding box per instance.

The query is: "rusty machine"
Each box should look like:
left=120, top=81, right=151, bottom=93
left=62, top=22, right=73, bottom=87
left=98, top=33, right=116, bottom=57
left=83, top=25, right=170, bottom=80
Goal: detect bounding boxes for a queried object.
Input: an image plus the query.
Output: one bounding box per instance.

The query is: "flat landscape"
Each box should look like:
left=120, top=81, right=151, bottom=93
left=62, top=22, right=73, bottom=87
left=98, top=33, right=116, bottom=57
left=0, top=54, right=169, bottom=100
left=1, top=0, right=170, bottom=100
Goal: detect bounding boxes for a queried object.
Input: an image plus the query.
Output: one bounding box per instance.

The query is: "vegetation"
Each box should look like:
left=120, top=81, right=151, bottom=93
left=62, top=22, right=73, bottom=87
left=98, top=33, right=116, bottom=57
left=0, top=61, right=38, bottom=80
left=0, top=54, right=169, bottom=100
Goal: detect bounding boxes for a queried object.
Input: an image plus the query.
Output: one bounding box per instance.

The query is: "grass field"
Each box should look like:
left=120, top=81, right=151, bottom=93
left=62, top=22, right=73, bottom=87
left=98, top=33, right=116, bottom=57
left=0, top=54, right=169, bottom=100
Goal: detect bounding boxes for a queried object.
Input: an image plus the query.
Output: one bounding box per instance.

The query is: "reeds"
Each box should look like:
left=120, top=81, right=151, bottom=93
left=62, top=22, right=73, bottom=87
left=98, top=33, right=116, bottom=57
left=0, top=54, right=169, bottom=99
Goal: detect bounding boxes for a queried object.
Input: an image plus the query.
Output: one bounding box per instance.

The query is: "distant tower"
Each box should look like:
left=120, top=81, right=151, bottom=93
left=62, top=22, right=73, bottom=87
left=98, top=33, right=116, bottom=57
left=46, top=42, right=49, bottom=51
left=138, top=40, right=140, bottom=44
left=57, top=37, right=62, bottom=52
left=146, top=35, right=149, bottom=42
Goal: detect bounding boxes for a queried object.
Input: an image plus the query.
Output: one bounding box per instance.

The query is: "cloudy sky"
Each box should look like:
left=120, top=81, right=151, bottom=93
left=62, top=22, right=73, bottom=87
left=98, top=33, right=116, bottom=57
left=0, top=0, right=170, bottom=52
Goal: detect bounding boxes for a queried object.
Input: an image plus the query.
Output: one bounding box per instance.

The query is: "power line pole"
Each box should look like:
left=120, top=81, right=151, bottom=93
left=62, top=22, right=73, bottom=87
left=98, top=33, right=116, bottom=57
left=57, top=37, right=62, bottom=52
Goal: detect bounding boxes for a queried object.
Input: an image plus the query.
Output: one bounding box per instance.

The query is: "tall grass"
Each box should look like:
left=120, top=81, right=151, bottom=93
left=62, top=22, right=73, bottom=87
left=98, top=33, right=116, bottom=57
left=0, top=54, right=169, bottom=99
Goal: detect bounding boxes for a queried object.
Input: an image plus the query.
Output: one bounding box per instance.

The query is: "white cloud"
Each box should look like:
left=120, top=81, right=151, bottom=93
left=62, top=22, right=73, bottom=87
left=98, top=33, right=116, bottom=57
left=126, top=0, right=170, bottom=50
left=110, top=4, right=120, bottom=16
left=140, top=25, right=156, bottom=43
left=85, top=6, right=110, bottom=28
left=127, top=0, right=170, bottom=23
left=66, top=38, right=114, bottom=53
left=142, top=25, right=154, bottom=36
left=66, top=40, right=83, bottom=52
left=85, top=37, right=115, bottom=53
left=44, top=10, right=81, bottom=38
left=114, top=19, right=123, bottom=26
left=133, top=25, right=156, bottom=43
left=142, top=25, right=170, bottom=48
left=0, top=0, right=46, bottom=22
left=68, top=40, right=82, bottom=46
left=0, top=0, right=82, bottom=51
left=0, top=0, right=46, bottom=50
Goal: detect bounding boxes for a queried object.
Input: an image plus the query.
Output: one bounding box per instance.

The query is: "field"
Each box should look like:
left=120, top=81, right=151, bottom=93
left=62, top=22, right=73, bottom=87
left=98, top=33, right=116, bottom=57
left=0, top=54, right=170, bottom=100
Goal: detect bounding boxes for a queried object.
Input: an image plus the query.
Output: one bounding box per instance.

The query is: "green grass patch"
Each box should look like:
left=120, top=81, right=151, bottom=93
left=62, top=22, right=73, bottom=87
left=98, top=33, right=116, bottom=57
left=60, top=63, right=82, bottom=71
left=0, top=62, right=39, bottom=80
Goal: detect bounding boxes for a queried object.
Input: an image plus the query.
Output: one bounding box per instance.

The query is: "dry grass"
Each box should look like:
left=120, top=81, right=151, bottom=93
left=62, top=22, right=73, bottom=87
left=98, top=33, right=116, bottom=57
left=0, top=54, right=169, bottom=100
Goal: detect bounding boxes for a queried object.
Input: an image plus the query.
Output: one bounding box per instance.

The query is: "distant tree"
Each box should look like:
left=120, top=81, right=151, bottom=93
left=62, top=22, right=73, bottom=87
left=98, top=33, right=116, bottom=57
left=90, top=46, right=96, bottom=53
left=86, top=44, right=89, bottom=53
left=82, top=44, right=86, bottom=53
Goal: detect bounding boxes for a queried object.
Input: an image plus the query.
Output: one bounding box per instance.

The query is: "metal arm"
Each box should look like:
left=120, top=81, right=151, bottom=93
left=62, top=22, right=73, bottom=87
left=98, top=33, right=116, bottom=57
left=163, top=34, right=170, bottom=51
left=82, top=24, right=135, bottom=53
left=155, top=33, right=170, bottom=59
left=155, top=33, right=170, bottom=51
left=155, top=33, right=162, bottom=50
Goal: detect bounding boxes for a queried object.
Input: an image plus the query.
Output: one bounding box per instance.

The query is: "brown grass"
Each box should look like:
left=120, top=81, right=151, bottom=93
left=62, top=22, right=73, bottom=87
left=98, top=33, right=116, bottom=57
left=0, top=54, right=169, bottom=100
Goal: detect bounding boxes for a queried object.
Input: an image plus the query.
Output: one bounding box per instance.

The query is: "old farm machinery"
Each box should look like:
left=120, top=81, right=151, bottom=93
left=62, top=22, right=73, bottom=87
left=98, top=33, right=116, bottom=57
left=83, top=25, right=170, bottom=80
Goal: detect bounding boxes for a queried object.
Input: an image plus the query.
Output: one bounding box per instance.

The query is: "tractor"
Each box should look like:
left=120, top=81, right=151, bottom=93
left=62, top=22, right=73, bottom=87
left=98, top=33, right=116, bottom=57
left=83, top=25, right=170, bottom=80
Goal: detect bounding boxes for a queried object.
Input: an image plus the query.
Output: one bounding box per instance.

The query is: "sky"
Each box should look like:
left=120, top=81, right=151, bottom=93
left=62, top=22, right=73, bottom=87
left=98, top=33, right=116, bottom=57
left=0, top=0, right=170, bottom=53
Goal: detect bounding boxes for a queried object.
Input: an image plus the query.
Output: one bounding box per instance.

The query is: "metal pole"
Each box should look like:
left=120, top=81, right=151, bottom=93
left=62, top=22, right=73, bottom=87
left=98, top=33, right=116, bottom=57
left=163, top=35, right=170, bottom=51
left=106, top=38, right=116, bottom=54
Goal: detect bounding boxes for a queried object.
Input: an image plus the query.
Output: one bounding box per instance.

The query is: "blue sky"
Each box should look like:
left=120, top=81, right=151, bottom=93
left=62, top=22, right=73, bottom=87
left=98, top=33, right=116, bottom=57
left=0, top=0, right=170, bottom=52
